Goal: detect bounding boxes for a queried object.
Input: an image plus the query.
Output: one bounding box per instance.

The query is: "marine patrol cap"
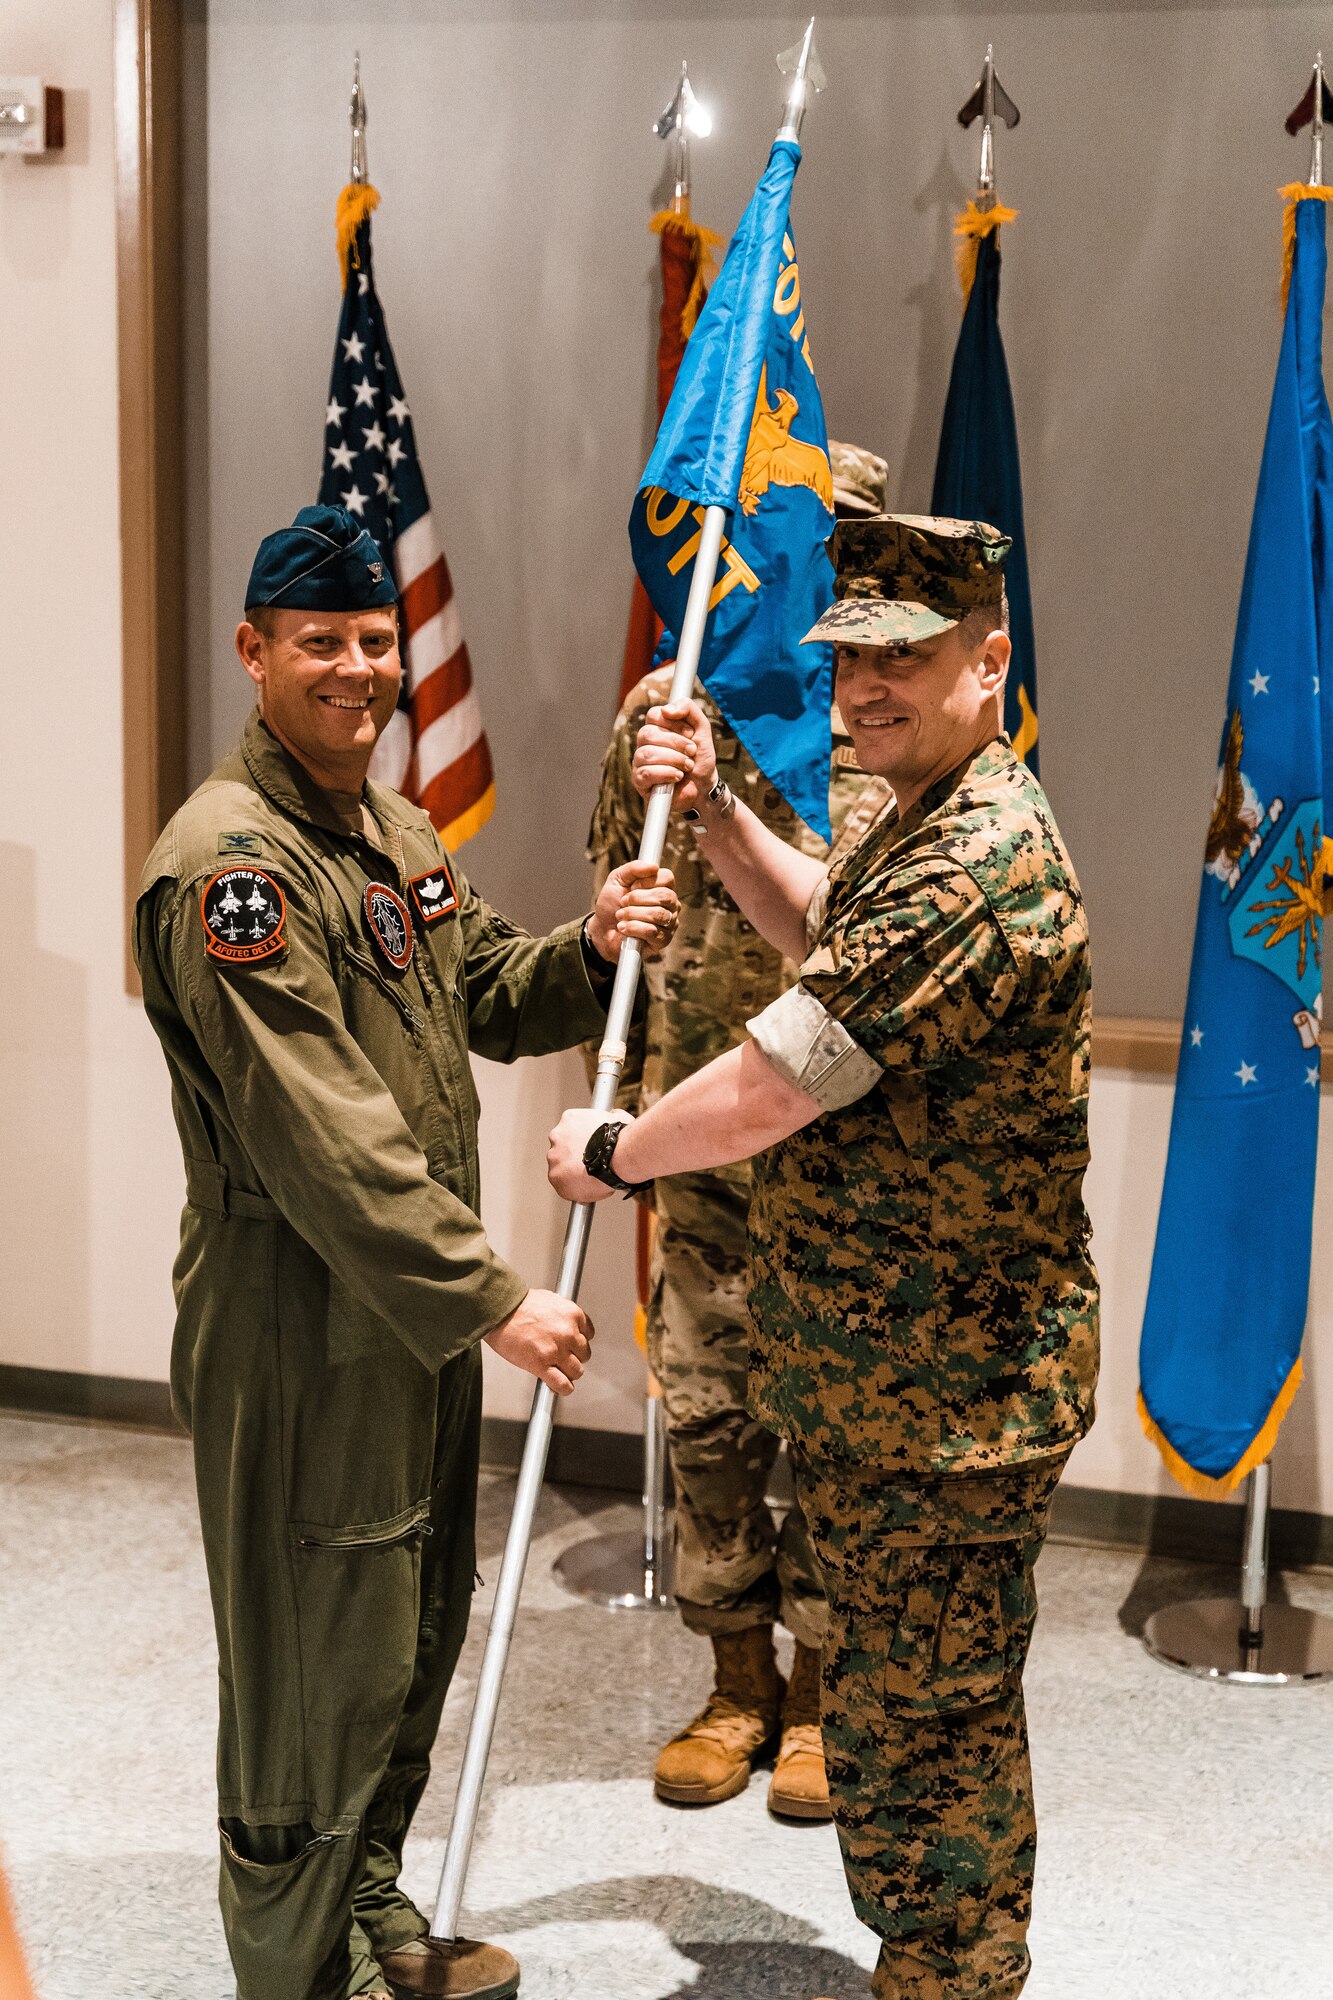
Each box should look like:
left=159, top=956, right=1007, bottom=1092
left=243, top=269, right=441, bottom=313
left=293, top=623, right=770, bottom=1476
left=244, top=504, right=397, bottom=614
left=803, top=512, right=1012, bottom=646
left=828, top=439, right=890, bottom=518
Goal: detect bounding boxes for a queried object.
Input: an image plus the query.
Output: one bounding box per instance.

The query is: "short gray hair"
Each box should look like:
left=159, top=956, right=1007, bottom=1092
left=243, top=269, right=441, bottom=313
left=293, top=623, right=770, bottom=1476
left=957, top=589, right=1010, bottom=647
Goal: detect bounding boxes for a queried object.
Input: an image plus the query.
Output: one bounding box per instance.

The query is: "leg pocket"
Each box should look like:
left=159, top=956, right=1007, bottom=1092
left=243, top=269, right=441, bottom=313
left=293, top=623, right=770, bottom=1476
left=884, top=1543, right=1034, bottom=1715
left=292, top=1506, right=430, bottom=1727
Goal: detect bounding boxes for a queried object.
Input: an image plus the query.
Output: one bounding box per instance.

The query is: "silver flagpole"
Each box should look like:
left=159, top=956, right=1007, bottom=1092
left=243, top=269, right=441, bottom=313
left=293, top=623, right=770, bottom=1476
left=1140, top=57, right=1333, bottom=1691
left=430, top=24, right=824, bottom=1942
left=554, top=57, right=713, bottom=1617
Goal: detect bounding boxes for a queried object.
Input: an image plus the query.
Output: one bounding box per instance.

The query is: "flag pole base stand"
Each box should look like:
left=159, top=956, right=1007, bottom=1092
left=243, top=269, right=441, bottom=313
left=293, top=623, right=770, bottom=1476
left=1143, top=1598, right=1333, bottom=1684
left=552, top=1528, right=675, bottom=1610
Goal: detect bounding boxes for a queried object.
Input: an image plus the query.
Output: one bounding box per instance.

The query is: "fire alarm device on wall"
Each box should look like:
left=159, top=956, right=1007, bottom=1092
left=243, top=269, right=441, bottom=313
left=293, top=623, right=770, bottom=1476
left=0, top=79, right=65, bottom=157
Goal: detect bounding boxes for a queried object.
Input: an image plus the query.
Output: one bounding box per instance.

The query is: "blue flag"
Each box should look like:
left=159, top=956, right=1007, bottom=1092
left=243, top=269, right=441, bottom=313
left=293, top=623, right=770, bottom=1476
left=1138, top=192, right=1333, bottom=1495
left=931, top=222, right=1039, bottom=772
left=629, top=140, right=835, bottom=839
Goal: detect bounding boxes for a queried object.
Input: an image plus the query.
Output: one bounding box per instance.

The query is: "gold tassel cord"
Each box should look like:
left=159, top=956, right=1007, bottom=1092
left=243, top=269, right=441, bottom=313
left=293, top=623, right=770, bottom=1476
left=1137, top=1357, right=1303, bottom=1500
left=649, top=209, right=723, bottom=337
left=954, top=199, right=1018, bottom=310
left=1279, top=181, right=1333, bottom=311
left=336, top=181, right=381, bottom=290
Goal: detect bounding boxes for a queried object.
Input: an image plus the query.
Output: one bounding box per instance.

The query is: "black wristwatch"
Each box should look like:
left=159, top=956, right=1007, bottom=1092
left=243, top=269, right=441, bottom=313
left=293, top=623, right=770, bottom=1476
left=582, top=1117, right=653, bottom=1198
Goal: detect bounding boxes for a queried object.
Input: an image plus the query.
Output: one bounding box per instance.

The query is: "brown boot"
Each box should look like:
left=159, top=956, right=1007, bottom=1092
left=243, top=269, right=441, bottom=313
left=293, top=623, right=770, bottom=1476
left=654, top=1626, right=785, bottom=1806
left=380, top=1935, right=520, bottom=1999
left=767, top=1640, right=832, bottom=1822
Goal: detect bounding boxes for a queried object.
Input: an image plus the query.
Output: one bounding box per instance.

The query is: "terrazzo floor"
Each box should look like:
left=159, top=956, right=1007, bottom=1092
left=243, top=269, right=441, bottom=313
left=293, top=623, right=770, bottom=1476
left=2, top=1413, right=1332, bottom=2000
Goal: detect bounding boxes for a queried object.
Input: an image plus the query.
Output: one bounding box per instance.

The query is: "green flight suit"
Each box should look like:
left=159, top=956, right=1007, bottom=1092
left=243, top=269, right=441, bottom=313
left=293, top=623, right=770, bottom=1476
left=135, top=711, right=609, bottom=2000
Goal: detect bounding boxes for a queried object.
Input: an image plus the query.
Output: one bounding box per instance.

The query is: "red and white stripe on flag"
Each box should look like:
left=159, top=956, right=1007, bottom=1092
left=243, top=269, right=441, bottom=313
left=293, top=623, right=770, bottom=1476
left=370, top=512, right=495, bottom=850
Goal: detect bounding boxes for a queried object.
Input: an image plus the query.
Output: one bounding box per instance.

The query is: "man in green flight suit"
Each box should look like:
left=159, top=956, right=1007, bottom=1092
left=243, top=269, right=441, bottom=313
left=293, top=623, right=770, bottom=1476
left=549, top=513, right=1099, bottom=2000
left=587, top=440, right=890, bottom=1822
left=135, top=506, right=677, bottom=2000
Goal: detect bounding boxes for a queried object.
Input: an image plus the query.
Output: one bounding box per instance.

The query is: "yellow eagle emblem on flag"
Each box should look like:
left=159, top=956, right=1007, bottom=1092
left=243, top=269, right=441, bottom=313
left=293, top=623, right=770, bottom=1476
left=738, top=364, right=833, bottom=518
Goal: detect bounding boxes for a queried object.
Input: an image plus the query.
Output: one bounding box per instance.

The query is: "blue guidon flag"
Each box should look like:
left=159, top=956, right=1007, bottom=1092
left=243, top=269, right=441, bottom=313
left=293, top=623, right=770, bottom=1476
left=628, top=138, right=836, bottom=839
left=1138, top=187, right=1333, bottom=1495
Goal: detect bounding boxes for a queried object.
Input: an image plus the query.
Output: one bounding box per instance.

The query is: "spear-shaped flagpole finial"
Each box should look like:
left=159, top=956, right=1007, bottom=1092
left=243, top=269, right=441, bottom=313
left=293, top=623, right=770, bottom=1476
left=654, top=59, right=713, bottom=213
left=958, top=43, right=1020, bottom=209
left=349, top=51, right=368, bottom=185
left=776, top=17, right=826, bottom=144
left=1284, top=51, right=1333, bottom=187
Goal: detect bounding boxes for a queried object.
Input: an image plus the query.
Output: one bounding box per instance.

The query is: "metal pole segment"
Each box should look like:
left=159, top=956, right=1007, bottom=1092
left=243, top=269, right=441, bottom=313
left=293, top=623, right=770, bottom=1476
left=431, top=505, right=728, bottom=1939
left=1312, top=53, right=1326, bottom=187
left=1240, top=1461, right=1270, bottom=1658
left=349, top=53, right=367, bottom=185
left=643, top=1385, right=669, bottom=1589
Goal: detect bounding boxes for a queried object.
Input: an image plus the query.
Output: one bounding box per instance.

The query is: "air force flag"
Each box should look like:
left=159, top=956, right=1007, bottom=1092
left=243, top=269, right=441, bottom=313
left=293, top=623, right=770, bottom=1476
left=629, top=139, right=836, bottom=838
left=1138, top=190, right=1333, bottom=1494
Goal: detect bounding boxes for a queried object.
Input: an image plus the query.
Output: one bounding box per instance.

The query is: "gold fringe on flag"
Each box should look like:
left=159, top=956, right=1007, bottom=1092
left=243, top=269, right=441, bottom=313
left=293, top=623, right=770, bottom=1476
left=1280, top=182, right=1333, bottom=310
left=336, top=181, right=381, bottom=290
left=954, top=198, right=1019, bottom=310
left=649, top=209, right=723, bottom=337
left=1137, top=1357, right=1303, bottom=1499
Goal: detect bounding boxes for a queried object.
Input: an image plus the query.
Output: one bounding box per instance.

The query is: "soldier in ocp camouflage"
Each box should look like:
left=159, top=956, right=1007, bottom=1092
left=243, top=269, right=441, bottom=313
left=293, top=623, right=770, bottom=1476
left=588, top=438, right=891, bottom=1820
left=552, top=509, right=1099, bottom=1999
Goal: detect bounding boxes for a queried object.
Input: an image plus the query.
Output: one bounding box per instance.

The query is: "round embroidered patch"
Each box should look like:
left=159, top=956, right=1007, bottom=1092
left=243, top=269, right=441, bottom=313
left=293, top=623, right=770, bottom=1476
left=364, top=883, right=414, bottom=970
left=200, top=867, right=286, bottom=964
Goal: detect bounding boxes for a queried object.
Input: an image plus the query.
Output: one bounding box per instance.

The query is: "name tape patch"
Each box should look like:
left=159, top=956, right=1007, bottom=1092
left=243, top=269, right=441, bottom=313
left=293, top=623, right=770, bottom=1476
left=408, top=860, right=460, bottom=929
left=365, top=883, right=415, bottom=970
left=201, top=867, right=286, bottom=964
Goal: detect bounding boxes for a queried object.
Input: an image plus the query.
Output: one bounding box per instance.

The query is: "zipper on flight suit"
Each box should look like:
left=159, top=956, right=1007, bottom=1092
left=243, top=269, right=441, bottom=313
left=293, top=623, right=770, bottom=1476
left=294, top=1500, right=434, bottom=1550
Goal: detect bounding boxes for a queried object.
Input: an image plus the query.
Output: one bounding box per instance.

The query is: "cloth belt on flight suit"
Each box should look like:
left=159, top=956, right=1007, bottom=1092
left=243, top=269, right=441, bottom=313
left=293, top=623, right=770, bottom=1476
left=183, top=1156, right=279, bottom=1222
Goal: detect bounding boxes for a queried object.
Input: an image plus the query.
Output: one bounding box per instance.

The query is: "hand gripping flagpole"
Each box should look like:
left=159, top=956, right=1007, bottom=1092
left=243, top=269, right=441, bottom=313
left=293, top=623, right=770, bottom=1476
left=430, top=25, right=824, bottom=1942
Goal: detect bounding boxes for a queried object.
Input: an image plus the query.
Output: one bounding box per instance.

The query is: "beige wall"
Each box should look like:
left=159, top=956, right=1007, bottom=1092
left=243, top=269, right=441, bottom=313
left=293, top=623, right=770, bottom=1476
left=1, top=0, right=183, bottom=1385
left=2, top=0, right=1329, bottom=1520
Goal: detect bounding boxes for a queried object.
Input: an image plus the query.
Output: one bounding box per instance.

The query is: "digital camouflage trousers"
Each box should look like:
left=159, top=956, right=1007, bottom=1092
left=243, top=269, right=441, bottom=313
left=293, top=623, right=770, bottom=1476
left=647, top=1170, right=826, bottom=1650
left=794, top=1452, right=1069, bottom=2000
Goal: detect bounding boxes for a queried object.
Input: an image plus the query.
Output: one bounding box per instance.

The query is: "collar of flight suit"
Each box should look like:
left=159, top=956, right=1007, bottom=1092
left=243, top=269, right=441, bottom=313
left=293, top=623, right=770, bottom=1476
left=241, top=708, right=421, bottom=844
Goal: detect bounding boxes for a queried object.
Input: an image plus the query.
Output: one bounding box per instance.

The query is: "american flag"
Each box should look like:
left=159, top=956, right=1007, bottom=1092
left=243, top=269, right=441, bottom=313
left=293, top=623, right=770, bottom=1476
left=318, top=188, right=494, bottom=846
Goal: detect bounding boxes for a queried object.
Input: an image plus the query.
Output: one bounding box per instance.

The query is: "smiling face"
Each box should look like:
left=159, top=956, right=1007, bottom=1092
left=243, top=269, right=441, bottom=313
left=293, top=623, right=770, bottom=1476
left=235, top=605, right=402, bottom=790
left=833, top=613, right=1011, bottom=814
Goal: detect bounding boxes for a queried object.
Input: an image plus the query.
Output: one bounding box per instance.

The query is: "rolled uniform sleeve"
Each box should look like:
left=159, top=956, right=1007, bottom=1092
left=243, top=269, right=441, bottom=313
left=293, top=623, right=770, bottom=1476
left=750, top=856, right=1020, bottom=1106
left=154, top=870, right=529, bottom=1373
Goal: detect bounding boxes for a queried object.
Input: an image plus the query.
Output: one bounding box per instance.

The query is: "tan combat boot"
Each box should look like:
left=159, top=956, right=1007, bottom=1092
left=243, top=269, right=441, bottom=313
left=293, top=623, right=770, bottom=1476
left=380, top=1934, right=520, bottom=1999
left=654, top=1626, right=785, bottom=1806
left=767, top=1640, right=832, bottom=1822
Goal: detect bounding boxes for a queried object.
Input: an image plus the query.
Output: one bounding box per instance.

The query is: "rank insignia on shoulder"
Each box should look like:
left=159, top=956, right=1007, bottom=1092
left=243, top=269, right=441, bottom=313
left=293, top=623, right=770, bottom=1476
left=218, top=831, right=263, bottom=857
left=407, top=860, right=459, bottom=928
left=365, top=883, right=415, bottom=970
left=201, top=867, right=286, bottom=964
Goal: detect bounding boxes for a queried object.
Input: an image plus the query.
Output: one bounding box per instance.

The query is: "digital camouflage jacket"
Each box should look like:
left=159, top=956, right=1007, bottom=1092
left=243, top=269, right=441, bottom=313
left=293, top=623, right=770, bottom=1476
left=748, top=737, right=1099, bottom=1473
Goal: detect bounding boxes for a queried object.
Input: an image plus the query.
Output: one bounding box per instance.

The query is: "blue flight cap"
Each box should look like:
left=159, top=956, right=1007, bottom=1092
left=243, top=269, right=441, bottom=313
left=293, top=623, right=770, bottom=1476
left=244, top=504, right=397, bottom=613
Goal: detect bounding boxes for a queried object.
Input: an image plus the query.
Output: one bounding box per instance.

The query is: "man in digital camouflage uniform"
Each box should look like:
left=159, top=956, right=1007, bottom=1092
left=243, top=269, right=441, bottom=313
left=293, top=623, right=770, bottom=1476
left=551, top=513, right=1099, bottom=1999
left=588, top=441, right=891, bottom=1822
left=135, top=506, right=677, bottom=2000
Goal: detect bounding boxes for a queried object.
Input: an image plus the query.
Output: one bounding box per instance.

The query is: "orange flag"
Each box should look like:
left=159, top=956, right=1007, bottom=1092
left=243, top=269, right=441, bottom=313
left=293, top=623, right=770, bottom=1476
left=618, top=209, right=720, bottom=704
left=0, top=1863, right=37, bottom=2000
